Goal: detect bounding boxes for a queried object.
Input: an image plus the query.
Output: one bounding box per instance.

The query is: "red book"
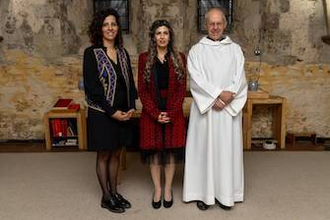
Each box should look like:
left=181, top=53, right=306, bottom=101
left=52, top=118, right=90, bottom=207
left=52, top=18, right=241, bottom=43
left=51, top=119, right=57, bottom=136
left=61, top=119, right=68, bottom=137
left=53, top=99, right=73, bottom=110
left=51, top=119, right=62, bottom=137
left=68, top=103, right=80, bottom=111
left=51, top=119, right=68, bottom=137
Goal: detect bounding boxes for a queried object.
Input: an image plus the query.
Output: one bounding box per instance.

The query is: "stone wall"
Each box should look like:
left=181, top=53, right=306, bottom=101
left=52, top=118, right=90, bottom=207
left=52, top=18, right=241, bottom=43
left=0, top=0, right=329, bottom=140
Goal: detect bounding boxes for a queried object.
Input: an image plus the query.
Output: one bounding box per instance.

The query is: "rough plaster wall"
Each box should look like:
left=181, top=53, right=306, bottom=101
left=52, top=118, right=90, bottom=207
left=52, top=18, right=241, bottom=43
left=0, top=0, right=329, bottom=140
left=246, top=62, right=330, bottom=138
left=0, top=0, right=92, bottom=139
left=240, top=0, right=330, bottom=137
left=136, top=0, right=185, bottom=52
left=230, top=0, right=329, bottom=64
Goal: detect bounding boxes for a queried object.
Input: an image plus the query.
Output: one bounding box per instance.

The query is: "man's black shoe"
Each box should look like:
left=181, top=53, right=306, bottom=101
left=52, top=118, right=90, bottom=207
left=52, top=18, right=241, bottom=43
left=216, top=200, right=232, bottom=210
left=197, top=201, right=209, bottom=210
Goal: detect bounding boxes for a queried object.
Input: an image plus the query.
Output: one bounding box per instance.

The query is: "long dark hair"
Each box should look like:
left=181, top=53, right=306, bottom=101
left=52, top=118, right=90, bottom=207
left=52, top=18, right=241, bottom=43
left=143, top=19, right=184, bottom=83
left=88, top=8, right=123, bottom=46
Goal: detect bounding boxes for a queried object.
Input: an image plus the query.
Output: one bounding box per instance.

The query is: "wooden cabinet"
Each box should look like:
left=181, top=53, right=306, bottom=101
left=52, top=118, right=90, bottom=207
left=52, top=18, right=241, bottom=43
left=44, top=109, right=87, bottom=150
left=243, top=96, right=287, bottom=150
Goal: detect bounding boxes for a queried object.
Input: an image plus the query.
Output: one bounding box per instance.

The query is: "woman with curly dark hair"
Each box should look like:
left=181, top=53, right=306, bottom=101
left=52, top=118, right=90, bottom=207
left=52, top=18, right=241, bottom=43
left=83, top=8, right=137, bottom=213
left=138, top=20, right=186, bottom=209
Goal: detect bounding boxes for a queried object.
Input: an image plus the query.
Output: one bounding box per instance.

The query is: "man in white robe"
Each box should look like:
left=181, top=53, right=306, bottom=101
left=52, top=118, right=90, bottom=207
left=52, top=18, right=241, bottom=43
left=183, top=8, right=247, bottom=210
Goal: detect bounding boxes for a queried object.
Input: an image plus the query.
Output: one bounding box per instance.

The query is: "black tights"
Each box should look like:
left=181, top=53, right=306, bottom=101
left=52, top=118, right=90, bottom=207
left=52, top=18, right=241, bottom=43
left=96, top=149, right=121, bottom=198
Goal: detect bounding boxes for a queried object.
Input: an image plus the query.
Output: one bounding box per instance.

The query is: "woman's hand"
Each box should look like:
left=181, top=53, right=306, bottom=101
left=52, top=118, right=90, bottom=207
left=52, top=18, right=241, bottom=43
left=157, top=112, right=170, bottom=124
left=127, top=109, right=136, bottom=118
left=111, top=110, right=130, bottom=121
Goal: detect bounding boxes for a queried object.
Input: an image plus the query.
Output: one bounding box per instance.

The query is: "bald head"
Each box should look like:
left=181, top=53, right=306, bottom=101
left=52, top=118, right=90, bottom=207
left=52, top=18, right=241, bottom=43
left=205, top=8, right=227, bottom=41
left=205, top=8, right=227, bottom=25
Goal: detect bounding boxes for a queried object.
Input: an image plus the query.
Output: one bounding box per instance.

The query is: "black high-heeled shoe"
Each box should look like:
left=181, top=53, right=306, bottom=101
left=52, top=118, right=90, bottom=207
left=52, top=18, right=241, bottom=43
left=101, top=196, right=125, bottom=213
left=152, top=193, right=161, bottom=209
left=152, top=199, right=161, bottom=209
left=163, top=191, right=173, bottom=208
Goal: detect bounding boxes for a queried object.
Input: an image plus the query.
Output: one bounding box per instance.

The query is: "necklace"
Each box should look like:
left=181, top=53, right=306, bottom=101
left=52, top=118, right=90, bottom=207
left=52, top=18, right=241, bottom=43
left=157, top=54, right=166, bottom=63
left=107, top=48, right=117, bottom=64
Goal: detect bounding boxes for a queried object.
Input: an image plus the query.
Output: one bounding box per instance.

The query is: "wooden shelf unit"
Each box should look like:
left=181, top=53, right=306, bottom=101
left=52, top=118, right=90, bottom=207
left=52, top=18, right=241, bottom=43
left=44, top=109, right=87, bottom=150
left=243, top=95, right=287, bottom=150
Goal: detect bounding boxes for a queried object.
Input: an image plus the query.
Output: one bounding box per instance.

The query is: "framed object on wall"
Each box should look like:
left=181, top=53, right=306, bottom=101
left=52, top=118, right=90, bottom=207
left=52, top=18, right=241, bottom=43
left=93, top=0, right=129, bottom=32
left=198, top=0, right=233, bottom=33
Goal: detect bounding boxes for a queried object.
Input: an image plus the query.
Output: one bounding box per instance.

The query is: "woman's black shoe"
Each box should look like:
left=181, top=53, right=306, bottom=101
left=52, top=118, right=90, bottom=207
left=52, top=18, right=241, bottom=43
left=152, top=194, right=162, bottom=209
left=101, top=196, right=125, bottom=213
left=163, top=198, right=173, bottom=208
left=197, top=201, right=209, bottom=211
left=163, top=191, right=173, bottom=208
left=152, top=200, right=161, bottom=209
left=115, top=193, right=131, bottom=209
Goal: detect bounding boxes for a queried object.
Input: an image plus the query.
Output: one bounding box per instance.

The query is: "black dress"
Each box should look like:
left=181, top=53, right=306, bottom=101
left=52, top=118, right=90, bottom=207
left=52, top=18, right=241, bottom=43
left=83, top=45, right=137, bottom=151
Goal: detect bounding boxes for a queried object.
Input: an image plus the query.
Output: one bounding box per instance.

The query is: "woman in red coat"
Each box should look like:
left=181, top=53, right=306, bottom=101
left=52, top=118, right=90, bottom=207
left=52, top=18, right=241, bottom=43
left=138, top=20, right=186, bottom=209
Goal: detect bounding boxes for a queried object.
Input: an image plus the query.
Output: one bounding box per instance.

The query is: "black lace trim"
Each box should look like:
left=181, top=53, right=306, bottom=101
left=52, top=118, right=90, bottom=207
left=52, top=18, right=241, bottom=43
left=140, top=148, right=185, bottom=165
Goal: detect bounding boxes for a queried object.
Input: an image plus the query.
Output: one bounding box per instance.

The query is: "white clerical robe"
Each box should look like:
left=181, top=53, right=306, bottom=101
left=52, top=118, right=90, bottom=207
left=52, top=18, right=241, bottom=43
left=183, top=36, right=247, bottom=206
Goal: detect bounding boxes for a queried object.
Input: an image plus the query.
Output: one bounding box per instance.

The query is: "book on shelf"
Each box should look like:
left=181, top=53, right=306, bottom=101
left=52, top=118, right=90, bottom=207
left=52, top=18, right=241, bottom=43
left=51, top=119, right=68, bottom=137
left=67, top=119, right=78, bottom=135
left=52, top=99, right=73, bottom=110
left=51, top=118, right=78, bottom=137
left=52, top=137, right=78, bottom=147
left=65, top=138, right=78, bottom=146
left=67, top=125, right=75, bottom=136
left=52, top=139, right=67, bottom=147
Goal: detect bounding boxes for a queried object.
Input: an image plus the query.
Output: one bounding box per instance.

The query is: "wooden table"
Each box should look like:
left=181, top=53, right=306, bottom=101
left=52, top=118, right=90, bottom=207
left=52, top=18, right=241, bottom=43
left=44, top=109, right=87, bottom=150
left=243, top=95, right=287, bottom=150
